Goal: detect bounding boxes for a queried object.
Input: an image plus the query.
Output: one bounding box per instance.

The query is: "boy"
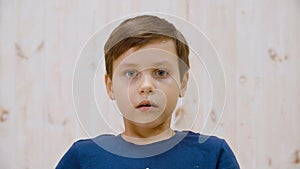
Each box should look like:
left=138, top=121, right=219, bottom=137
left=57, top=15, right=240, bottom=169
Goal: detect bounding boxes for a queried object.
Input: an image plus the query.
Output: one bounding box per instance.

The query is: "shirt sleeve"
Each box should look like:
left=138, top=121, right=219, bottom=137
left=217, top=140, right=240, bottom=169
left=56, top=143, right=81, bottom=169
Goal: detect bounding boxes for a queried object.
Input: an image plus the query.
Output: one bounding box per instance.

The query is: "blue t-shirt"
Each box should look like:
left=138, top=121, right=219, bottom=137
left=56, top=131, right=240, bottom=169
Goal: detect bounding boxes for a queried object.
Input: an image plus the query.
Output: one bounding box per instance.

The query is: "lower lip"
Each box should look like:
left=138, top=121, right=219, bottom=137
left=137, top=106, right=154, bottom=112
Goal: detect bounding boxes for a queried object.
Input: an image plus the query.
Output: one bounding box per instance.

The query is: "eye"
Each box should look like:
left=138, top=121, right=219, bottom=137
left=124, top=70, right=138, bottom=78
left=154, top=69, right=169, bottom=78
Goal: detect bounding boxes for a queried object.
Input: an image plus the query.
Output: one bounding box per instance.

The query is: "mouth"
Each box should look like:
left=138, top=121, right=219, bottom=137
left=136, top=100, right=157, bottom=111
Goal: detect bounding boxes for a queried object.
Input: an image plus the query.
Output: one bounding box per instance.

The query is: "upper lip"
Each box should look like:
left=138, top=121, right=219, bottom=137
left=136, top=100, right=157, bottom=108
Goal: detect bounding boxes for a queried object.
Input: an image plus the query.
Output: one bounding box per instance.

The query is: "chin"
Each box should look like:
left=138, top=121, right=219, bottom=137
left=125, top=116, right=172, bottom=129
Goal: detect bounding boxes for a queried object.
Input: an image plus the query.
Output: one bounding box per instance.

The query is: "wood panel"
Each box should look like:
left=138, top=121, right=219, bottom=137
left=0, top=0, right=299, bottom=168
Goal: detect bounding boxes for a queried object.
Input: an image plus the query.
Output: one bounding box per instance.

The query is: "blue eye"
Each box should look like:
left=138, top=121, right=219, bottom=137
left=154, top=69, right=168, bottom=77
left=124, top=70, right=138, bottom=78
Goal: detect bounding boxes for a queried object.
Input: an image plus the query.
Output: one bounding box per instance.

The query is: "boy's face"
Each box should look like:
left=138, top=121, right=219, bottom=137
left=105, top=40, right=188, bottom=127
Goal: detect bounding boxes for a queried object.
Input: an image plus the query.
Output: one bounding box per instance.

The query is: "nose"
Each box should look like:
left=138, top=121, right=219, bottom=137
left=138, top=74, right=154, bottom=95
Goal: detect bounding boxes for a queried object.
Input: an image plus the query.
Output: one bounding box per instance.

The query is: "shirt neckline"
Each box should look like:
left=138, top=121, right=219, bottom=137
left=92, top=130, right=189, bottom=158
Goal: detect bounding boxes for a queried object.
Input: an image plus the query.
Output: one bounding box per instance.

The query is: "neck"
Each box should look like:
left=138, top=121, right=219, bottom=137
left=121, top=117, right=175, bottom=145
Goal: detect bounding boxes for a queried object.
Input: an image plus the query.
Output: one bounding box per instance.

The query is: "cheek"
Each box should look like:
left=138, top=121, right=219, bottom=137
left=166, top=89, right=179, bottom=105
left=161, top=78, right=180, bottom=93
left=113, top=81, right=126, bottom=101
left=158, top=82, right=180, bottom=105
left=113, top=80, right=135, bottom=105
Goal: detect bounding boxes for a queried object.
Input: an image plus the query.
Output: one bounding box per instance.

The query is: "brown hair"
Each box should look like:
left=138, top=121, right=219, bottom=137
left=104, top=15, right=190, bottom=80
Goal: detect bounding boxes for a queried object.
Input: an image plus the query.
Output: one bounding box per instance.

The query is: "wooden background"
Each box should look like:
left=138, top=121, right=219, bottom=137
left=0, top=0, right=299, bottom=168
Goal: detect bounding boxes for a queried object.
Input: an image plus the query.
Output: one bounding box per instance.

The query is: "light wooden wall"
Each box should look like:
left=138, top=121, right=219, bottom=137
left=0, top=0, right=299, bottom=168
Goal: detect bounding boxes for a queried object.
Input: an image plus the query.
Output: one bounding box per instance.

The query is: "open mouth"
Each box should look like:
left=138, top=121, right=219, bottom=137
left=136, top=100, right=157, bottom=111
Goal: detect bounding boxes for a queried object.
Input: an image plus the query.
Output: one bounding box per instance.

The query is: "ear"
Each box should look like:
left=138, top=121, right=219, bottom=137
left=105, top=74, right=115, bottom=100
left=179, top=72, right=189, bottom=98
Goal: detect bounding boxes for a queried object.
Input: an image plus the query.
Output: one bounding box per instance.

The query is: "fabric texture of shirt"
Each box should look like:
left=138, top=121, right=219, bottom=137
left=56, top=131, right=240, bottom=169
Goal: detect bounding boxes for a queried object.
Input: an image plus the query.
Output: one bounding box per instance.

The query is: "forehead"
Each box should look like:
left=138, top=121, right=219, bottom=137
left=113, top=40, right=178, bottom=71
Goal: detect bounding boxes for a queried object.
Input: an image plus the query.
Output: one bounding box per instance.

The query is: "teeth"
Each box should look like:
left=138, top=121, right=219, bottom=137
left=136, top=101, right=155, bottom=108
left=138, top=104, right=151, bottom=108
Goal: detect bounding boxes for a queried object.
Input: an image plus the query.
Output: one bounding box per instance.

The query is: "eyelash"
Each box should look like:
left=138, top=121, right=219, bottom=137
left=124, top=70, right=139, bottom=78
left=153, top=69, right=169, bottom=78
left=123, top=69, right=169, bottom=79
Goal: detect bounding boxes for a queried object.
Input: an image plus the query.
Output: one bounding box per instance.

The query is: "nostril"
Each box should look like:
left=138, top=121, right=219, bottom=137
left=139, top=87, right=153, bottom=94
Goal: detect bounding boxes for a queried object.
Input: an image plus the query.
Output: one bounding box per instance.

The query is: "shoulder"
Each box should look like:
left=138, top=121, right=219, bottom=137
left=179, top=130, right=240, bottom=168
left=56, top=134, right=116, bottom=169
left=181, top=130, right=226, bottom=149
left=72, top=134, right=116, bottom=153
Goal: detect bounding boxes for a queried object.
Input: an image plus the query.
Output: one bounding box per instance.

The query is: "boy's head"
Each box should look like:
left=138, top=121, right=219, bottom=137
left=104, top=15, right=190, bottom=127
left=104, top=15, right=190, bottom=80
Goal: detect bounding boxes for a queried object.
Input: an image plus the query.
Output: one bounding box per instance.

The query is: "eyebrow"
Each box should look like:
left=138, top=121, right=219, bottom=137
left=119, top=61, right=174, bottom=68
left=153, top=61, right=174, bottom=67
left=118, top=63, right=139, bottom=68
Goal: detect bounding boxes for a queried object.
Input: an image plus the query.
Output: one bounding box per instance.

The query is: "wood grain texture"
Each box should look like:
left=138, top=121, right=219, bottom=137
left=0, top=0, right=299, bottom=168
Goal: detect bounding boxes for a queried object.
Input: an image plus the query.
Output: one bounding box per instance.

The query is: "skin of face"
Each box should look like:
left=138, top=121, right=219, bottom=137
left=105, top=40, right=189, bottom=135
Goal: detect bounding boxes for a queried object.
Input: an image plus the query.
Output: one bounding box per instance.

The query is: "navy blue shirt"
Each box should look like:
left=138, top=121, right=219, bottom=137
left=56, top=131, right=240, bottom=169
